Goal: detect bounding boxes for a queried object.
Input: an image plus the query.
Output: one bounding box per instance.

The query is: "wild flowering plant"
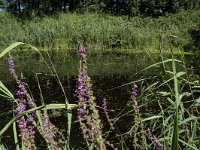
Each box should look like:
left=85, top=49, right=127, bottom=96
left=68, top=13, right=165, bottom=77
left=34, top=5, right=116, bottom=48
left=147, top=129, right=164, bottom=150
left=102, top=98, right=114, bottom=130
left=130, top=83, right=147, bottom=149
left=41, top=114, right=64, bottom=150
left=8, top=55, right=64, bottom=150
left=8, top=55, right=36, bottom=150
left=76, top=41, right=106, bottom=149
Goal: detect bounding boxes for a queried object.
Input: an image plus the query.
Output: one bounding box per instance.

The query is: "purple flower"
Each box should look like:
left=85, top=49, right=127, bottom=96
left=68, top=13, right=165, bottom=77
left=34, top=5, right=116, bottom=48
left=7, top=55, right=36, bottom=149
left=15, top=104, right=26, bottom=113
left=76, top=42, right=106, bottom=149
left=78, top=108, right=85, bottom=118
left=102, top=98, right=114, bottom=130
left=17, top=117, right=27, bottom=128
left=76, top=41, right=87, bottom=58
left=93, top=127, right=99, bottom=135
left=41, top=115, right=60, bottom=148
left=16, top=91, right=27, bottom=96
left=147, top=129, right=164, bottom=150
left=131, top=83, right=138, bottom=100
left=8, top=55, right=19, bottom=81
left=154, top=140, right=164, bottom=149
left=44, top=115, right=49, bottom=119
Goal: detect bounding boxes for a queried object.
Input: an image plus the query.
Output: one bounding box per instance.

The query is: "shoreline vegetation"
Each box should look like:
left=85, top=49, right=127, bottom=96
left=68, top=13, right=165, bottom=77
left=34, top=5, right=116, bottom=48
left=0, top=4, right=200, bottom=149
left=0, top=9, right=200, bottom=53
left=0, top=10, right=199, bottom=81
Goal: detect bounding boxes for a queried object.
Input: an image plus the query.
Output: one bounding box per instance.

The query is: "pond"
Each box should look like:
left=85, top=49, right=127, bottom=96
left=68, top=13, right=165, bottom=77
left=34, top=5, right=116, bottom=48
left=0, top=49, right=199, bottom=149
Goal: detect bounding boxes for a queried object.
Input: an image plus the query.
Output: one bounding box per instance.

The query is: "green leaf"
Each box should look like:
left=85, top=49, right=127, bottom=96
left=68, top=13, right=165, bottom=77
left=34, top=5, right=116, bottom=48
left=195, top=97, right=200, bottom=103
left=67, top=111, right=72, bottom=149
left=141, top=59, right=181, bottom=72
left=171, top=50, right=180, bottom=150
left=143, top=116, right=163, bottom=122
left=176, top=72, right=186, bottom=77
left=0, top=105, right=44, bottom=136
left=43, top=104, right=77, bottom=110
left=0, top=117, right=16, bottom=136
left=157, top=91, right=171, bottom=96
left=179, top=116, right=197, bottom=125
left=13, top=121, right=20, bottom=150
left=0, top=42, right=25, bottom=59
left=0, top=104, right=77, bottom=136
left=88, top=143, right=94, bottom=150
left=179, top=139, right=199, bottom=150
left=0, top=81, right=14, bottom=101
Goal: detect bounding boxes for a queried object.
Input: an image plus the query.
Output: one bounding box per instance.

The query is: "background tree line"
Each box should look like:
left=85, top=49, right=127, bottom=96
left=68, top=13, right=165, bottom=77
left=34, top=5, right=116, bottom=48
left=0, top=0, right=200, bottom=17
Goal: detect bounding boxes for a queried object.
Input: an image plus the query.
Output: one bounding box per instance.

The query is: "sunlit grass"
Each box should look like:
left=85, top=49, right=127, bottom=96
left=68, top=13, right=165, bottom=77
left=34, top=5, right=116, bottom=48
left=0, top=10, right=200, bottom=52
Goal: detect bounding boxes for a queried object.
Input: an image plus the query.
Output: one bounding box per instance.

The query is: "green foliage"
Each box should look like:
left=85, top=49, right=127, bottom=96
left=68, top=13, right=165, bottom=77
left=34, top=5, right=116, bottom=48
left=171, top=51, right=179, bottom=150
left=4, top=0, right=200, bottom=17
left=0, top=10, right=200, bottom=52
left=0, top=39, right=199, bottom=149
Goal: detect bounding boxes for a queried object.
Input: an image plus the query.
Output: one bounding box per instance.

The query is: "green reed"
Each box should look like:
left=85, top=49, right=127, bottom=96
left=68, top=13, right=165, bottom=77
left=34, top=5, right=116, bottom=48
left=0, top=41, right=199, bottom=149
left=0, top=9, right=200, bottom=52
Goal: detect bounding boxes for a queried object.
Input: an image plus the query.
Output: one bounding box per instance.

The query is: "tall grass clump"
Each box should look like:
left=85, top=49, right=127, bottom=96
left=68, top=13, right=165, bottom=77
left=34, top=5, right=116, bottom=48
left=0, top=9, right=200, bottom=53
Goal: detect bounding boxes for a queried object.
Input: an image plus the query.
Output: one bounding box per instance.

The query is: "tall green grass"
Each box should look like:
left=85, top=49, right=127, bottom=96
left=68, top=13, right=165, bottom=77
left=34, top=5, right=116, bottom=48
left=0, top=10, right=200, bottom=53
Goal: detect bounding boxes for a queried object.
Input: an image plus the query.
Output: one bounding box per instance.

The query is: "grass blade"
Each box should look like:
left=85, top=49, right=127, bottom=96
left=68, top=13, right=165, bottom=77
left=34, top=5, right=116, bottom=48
left=143, top=116, right=163, bottom=122
left=0, top=42, right=25, bottom=59
left=0, top=81, right=14, bottom=101
left=171, top=49, right=180, bottom=150
left=13, top=121, right=20, bottom=150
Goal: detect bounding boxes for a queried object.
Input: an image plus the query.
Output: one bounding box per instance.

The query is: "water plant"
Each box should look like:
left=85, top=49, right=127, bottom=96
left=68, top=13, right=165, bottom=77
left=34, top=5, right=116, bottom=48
left=0, top=42, right=77, bottom=150
left=130, top=83, right=147, bottom=149
left=76, top=41, right=106, bottom=149
left=0, top=40, right=199, bottom=150
left=8, top=55, right=36, bottom=149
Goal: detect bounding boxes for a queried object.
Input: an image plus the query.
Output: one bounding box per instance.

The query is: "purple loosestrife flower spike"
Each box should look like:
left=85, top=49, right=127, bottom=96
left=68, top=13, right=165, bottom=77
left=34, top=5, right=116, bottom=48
left=15, top=81, right=36, bottom=149
left=8, top=55, right=19, bottom=82
left=41, top=114, right=63, bottom=149
left=7, top=57, right=36, bottom=149
left=102, top=98, right=114, bottom=130
left=131, top=83, right=138, bottom=100
left=131, top=83, right=147, bottom=149
left=76, top=41, right=87, bottom=59
left=76, top=42, right=106, bottom=149
left=147, top=129, right=164, bottom=150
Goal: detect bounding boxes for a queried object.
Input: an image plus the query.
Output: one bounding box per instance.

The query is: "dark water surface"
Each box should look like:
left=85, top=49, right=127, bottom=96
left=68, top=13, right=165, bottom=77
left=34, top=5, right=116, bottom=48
left=1, top=73, right=137, bottom=149
left=0, top=50, right=199, bottom=149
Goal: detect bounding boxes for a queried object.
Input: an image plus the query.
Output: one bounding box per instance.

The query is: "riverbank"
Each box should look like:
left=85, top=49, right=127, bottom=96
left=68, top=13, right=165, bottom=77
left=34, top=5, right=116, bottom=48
left=0, top=9, right=200, bottom=52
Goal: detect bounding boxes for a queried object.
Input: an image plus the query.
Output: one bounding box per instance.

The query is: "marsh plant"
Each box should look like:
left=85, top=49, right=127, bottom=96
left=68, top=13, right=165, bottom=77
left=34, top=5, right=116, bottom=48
left=6, top=55, right=66, bottom=150
left=8, top=55, right=36, bottom=149
left=0, top=41, right=199, bottom=150
left=130, top=83, right=147, bottom=149
left=76, top=41, right=106, bottom=149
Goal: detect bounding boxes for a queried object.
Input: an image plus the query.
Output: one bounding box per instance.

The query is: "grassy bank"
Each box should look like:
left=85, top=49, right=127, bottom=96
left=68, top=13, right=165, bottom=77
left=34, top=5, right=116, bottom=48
left=0, top=10, right=200, bottom=53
